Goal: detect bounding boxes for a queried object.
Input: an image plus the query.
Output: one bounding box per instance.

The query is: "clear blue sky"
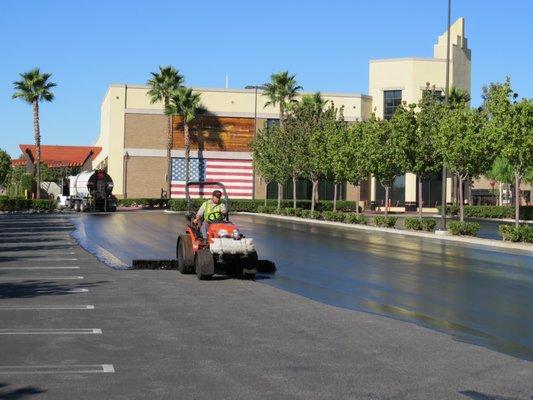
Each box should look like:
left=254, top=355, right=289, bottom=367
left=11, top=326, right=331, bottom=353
left=1, top=0, right=531, bottom=158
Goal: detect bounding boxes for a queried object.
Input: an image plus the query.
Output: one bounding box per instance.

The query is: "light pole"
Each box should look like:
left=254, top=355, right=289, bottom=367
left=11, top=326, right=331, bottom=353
left=245, top=84, right=267, bottom=200
left=440, top=0, right=452, bottom=231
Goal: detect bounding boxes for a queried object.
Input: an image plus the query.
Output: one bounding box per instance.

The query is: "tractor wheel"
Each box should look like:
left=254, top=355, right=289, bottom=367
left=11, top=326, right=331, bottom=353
left=195, top=249, right=214, bottom=280
left=177, top=235, right=194, bottom=274
left=242, top=251, right=258, bottom=280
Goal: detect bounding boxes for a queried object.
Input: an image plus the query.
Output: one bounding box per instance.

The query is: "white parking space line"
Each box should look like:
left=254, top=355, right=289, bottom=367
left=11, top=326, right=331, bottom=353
left=0, top=305, right=94, bottom=310
left=0, top=276, right=84, bottom=281
left=0, top=266, right=80, bottom=270
left=0, top=328, right=102, bottom=335
left=0, top=364, right=115, bottom=374
left=35, top=288, right=89, bottom=293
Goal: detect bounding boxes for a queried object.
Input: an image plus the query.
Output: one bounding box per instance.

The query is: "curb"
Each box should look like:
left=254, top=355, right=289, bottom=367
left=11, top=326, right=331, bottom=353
left=239, top=212, right=533, bottom=254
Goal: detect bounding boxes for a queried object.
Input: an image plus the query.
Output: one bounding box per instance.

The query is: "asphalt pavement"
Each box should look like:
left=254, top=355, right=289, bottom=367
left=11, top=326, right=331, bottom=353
left=0, top=212, right=532, bottom=399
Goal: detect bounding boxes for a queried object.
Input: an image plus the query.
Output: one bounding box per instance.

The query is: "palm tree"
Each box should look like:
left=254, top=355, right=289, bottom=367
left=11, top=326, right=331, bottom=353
left=12, top=68, right=57, bottom=199
left=263, top=71, right=302, bottom=205
left=263, top=71, right=302, bottom=128
left=147, top=66, right=184, bottom=197
left=299, top=92, right=328, bottom=116
left=166, top=87, right=203, bottom=185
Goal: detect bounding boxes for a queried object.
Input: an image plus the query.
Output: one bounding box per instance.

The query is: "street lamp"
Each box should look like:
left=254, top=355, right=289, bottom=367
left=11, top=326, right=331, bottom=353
left=245, top=84, right=267, bottom=137
left=245, top=84, right=267, bottom=201
left=440, top=0, right=452, bottom=232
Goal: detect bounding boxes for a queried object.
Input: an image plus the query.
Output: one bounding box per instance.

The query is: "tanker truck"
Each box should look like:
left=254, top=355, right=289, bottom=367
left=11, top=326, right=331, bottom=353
left=57, top=170, right=117, bottom=212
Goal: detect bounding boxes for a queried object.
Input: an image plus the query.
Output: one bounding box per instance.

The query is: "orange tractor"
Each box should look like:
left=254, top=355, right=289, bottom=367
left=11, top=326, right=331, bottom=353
left=176, top=182, right=258, bottom=280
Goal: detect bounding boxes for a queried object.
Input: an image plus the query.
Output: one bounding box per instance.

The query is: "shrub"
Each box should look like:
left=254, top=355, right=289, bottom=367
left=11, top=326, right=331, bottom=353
left=300, top=210, right=322, bottom=220
left=344, top=214, right=366, bottom=225
left=257, top=205, right=277, bottom=214
left=373, top=216, right=398, bottom=228
left=448, top=221, right=480, bottom=236
left=322, top=211, right=346, bottom=222
left=437, top=205, right=533, bottom=220
left=499, top=224, right=533, bottom=243
left=404, top=217, right=437, bottom=232
left=0, top=197, right=55, bottom=212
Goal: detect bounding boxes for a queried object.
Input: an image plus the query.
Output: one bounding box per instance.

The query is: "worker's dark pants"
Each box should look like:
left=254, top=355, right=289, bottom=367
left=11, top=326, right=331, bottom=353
left=201, top=222, right=208, bottom=238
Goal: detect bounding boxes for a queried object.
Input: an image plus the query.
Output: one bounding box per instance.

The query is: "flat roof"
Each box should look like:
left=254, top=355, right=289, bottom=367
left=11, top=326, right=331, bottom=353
left=107, top=84, right=371, bottom=99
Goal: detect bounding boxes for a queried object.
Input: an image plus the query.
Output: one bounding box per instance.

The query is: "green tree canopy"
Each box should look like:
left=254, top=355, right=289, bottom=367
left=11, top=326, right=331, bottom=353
left=263, top=71, right=302, bottom=126
left=437, top=106, right=494, bottom=221
left=0, top=149, right=11, bottom=187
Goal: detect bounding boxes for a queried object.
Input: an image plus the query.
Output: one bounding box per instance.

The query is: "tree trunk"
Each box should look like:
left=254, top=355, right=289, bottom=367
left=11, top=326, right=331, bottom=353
left=515, top=171, right=520, bottom=227
left=355, top=183, right=360, bottom=217
left=264, top=182, right=269, bottom=207
left=277, top=182, right=282, bottom=211
left=311, top=180, right=318, bottom=212
left=418, top=176, right=423, bottom=219
left=33, top=100, right=41, bottom=199
left=459, top=176, right=465, bottom=222
left=333, top=183, right=337, bottom=212
left=498, top=182, right=503, bottom=206
left=166, top=112, right=172, bottom=198
left=384, top=185, right=389, bottom=217
left=292, top=175, right=297, bottom=209
left=279, top=104, right=284, bottom=129
left=184, top=122, right=190, bottom=187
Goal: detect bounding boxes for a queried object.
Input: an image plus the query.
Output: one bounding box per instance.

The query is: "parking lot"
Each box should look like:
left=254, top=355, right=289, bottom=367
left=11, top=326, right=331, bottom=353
left=1, top=213, right=532, bottom=400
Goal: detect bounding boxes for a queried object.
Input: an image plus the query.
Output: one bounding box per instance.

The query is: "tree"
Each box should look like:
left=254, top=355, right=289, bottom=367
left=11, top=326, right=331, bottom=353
left=251, top=125, right=289, bottom=208
left=341, top=122, right=368, bottom=217
left=299, top=92, right=328, bottom=117
left=12, top=68, right=57, bottom=199
left=147, top=66, right=184, bottom=197
left=0, top=149, right=11, bottom=188
left=327, top=107, right=348, bottom=212
left=165, top=87, right=203, bottom=187
left=263, top=71, right=302, bottom=128
left=362, top=115, right=409, bottom=217
left=262, top=71, right=302, bottom=206
left=412, top=87, right=444, bottom=217
left=482, top=78, right=533, bottom=226
left=305, top=105, right=341, bottom=212
left=282, top=107, right=313, bottom=209
left=437, top=106, right=494, bottom=222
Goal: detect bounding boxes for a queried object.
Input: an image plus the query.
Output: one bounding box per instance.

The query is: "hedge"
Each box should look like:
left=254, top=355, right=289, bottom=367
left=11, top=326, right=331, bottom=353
left=0, top=197, right=56, bottom=212
left=499, top=224, right=533, bottom=243
left=117, top=198, right=168, bottom=208
left=438, top=205, right=533, bottom=220
left=448, top=221, right=480, bottom=236
left=373, top=216, right=398, bottom=228
left=404, top=217, right=437, bottom=232
left=168, top=198, right=362, bottom=213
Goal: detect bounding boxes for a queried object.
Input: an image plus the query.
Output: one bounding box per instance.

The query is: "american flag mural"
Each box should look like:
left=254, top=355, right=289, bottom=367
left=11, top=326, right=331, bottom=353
left=171, top=157, right=254, bottom=199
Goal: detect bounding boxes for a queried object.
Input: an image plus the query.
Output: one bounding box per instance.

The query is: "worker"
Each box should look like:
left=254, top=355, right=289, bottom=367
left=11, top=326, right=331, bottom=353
left=193, top=190, right=227, bottom=238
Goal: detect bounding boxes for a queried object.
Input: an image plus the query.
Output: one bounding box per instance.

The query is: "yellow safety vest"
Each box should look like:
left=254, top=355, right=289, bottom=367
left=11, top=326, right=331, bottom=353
left=203, top=201, right=222, bottom=222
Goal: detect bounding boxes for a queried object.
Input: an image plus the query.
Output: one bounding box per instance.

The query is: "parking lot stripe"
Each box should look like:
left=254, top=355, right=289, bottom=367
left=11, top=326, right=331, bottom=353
left=0, top=364, right=115, bottom=374
left=35, top=288, right=89, bottom=293
left=0, top=328, right=102, bottom=335
left=0, top=305, right=94, bottom=310
left=0, top=276, right=84, bottom=281
left=0, top=266, right=80, bottom=270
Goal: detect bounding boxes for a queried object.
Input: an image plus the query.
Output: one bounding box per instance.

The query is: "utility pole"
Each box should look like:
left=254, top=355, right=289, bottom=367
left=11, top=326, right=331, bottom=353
left=440, top=0, right=452, bottom=231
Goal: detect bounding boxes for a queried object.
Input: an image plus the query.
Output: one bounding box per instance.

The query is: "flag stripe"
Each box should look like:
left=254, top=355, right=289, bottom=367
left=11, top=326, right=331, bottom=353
left=171, top=156, right=254, bottom=199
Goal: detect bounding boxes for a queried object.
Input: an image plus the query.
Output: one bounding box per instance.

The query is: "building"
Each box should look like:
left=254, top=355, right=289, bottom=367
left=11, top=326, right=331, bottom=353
left=94, top=18, right=532, bottom=208
left=93, top=86, right=371, bottom=199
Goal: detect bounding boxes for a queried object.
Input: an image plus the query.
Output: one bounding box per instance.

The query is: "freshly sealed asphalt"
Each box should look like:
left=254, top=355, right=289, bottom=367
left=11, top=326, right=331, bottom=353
left=0, top=212, right=532, bottom=399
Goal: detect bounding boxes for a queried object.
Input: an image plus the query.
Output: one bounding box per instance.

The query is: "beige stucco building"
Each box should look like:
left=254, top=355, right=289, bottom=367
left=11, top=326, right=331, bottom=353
left=93, top=85, right=371, bottom=199
left=92, top=17, right=529, bottom=208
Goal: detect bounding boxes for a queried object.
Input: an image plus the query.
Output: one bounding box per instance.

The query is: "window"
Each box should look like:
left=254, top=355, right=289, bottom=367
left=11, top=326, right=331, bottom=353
left=266, top=119, right=280, bottom=129
left=383, top=90, right=402, bottom=120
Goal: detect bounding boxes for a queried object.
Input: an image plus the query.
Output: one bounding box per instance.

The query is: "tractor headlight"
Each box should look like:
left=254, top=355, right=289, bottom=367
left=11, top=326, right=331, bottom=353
left=217, top=229, right=229, bottom=238
left=232, top=229, right=241, bottom=240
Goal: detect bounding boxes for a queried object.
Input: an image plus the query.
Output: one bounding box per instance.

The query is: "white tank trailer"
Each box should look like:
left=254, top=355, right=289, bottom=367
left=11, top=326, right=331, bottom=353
left=57, top=170, right=117, bottom=212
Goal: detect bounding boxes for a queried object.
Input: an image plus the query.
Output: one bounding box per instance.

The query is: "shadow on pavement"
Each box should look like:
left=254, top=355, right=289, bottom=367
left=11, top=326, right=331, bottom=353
left=0, top=237, right=65, bottom=244
left=459, top=390, right=525, bottom=400
left=0, top=281, right=107, bottom=299
left=0, top=383, right=45, bottom=399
